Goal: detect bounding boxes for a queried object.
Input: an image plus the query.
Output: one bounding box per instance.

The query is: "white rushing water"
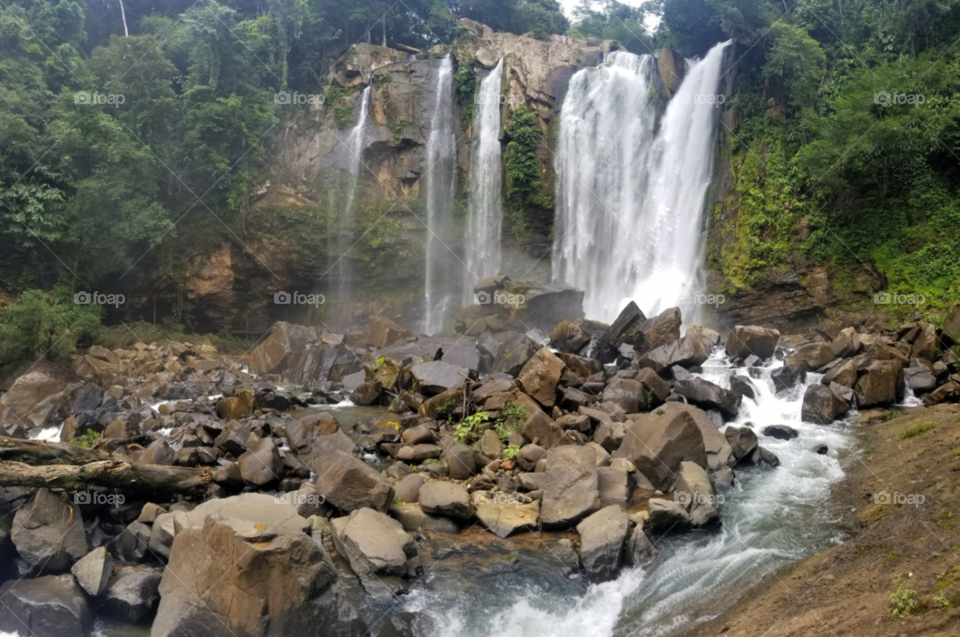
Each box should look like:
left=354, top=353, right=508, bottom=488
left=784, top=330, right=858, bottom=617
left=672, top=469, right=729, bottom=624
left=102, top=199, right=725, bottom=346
left=406, top=349, right=853, bottom=637
left=553, top=42, right=731, bottom=323
left=463, top=59, right=504, bottom=303
left=423, top=56, right=457, bottom=335
left=342, top=86, right=372, bottom=216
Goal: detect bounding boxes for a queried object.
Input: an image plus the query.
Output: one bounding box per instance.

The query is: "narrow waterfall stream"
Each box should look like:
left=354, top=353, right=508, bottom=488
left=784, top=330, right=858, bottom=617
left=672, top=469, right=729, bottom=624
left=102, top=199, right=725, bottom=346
left=553, top=42, right=731, bottom=323
left=342, top=86, right=372, bottom=217
left=365, top=349, right=853, bottom=637
left=423, top=56, right=457, bottom=335
left=463, top=59, right=504, bottom=303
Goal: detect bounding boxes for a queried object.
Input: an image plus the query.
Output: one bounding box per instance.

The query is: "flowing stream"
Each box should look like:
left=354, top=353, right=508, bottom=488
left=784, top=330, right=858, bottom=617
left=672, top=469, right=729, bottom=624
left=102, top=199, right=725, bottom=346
left=423, top=56, right=457, bottom=335
left=367, top=349, right=854, bottom=636
left=463, top=59, right=504, bottom=303
left=553, top=42, right=731, bottom=323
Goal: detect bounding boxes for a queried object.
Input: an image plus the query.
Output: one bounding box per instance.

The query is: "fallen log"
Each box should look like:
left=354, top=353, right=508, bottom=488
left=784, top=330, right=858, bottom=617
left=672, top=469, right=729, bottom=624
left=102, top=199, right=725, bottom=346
left=0, top=436, right=113, bottom=465
left=0, top=459, right=211, bottom=494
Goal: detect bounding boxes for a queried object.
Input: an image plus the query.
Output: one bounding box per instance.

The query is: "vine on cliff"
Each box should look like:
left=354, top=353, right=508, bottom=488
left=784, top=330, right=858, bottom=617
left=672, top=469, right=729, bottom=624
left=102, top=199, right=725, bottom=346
left=504, top=105, right=552, bottom=240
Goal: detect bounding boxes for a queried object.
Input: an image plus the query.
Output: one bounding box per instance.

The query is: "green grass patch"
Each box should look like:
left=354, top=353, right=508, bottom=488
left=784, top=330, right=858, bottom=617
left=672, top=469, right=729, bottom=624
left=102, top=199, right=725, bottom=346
left=898, top=421, right=936, bottom=440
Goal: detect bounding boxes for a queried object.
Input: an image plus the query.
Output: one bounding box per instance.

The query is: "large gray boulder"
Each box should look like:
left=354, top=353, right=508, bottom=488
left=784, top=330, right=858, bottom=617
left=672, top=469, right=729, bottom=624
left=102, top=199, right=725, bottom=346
left=238, top=436, right=283, bottom=486
left=614, top=407, right=706, bottom=491
left=724, top=426, right=758, bottom=461
left=672, top=461, right=720, bottom=526
left=249, top=322, right=317, bottom=375
left=71, top=546, right=113, bottom=596
left=182, top=493, right=310, bottom=533
left=332, top=508, right=420, bottom=578
left=801, top=384, right=850, bottom=424
left=540, top=446, right=600, bottom=529
left=854, top=360, right=905, bottom=407
left=411, top=361, right=470, bottom=395
left=0, top=574, right=92, bottom=637
left=152, top=515, right=366, bottom=637
left=475, top=497, right=541, bottom=538
left=315, top=450, right=394, bottom=513
left=636, top=335, right=709, bottom=372
left=418, top=482, right=473, bottom=521
left=725, top=326, right=780, bottom=360
left=12, top=488, right=88, bottom=572
left=646, top=498, right=692, bottom=533
left=103, top=566, right=162, bottom=623
left=672, top=378, right=741, bottom=420
left=784, top=343, right=835, bottom=372
left=576, top=505, right=629, bottom=583
left=516, top=348, right=566, bottom=408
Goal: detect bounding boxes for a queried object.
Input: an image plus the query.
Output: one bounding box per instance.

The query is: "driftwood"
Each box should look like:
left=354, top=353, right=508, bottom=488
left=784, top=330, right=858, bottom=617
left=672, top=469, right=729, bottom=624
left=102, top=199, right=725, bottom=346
left=0, top=436, right=211, bottom=494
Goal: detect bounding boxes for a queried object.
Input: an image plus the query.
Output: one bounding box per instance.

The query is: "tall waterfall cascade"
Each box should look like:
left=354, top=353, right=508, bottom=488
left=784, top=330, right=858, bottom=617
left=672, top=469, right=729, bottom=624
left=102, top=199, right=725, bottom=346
left=423, top=56, right=457, bottom=335
left=342, top=86, right=372, bottom=217
left=463, top=59, right=504, bottom=305
left=553, top=41, right=732, bottom=323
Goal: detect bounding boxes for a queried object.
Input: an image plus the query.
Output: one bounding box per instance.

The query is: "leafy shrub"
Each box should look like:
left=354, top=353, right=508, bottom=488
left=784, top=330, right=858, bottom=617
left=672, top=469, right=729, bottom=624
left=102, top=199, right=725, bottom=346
left=898, top=420, right=936, bottom=440
left=0, top=285, right=103, bottom=366
left=71, top=430, right=101, bottom=449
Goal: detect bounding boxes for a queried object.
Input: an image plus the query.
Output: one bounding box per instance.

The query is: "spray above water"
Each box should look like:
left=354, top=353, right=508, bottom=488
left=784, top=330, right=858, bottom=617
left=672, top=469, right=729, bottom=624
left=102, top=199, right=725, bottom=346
left=463, top=59, right=504, bottom=304
left=553, top=41, right=731, bottom=323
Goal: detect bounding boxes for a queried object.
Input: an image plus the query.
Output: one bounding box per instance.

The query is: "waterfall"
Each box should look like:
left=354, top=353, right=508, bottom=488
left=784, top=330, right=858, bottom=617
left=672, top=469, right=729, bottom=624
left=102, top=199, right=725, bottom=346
left=463, top=59, right=504, bottom=304
left=553, top=41, right=731, bottom=323
left=343, top=86, right=372, bottom=216
left=423, top=56, right=457, bottom=335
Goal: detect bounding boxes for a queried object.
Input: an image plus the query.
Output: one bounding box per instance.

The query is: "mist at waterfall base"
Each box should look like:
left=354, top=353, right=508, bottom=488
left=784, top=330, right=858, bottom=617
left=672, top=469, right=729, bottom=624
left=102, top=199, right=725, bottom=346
left=362, top=350, right=853, bottom=637
left=553, top=41, right=731, bottom=325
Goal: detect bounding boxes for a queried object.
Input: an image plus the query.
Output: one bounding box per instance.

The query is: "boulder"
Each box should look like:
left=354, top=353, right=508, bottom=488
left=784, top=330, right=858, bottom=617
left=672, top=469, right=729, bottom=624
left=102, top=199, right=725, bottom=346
left=785, top=343, right=835, bottom=372
left=71, top=546, right=113, bottom=596
left=521, top=410, right=568, bottom=449
left=640, top=307, right=682, bottom=348
left=728, top=375, right=757, bottom=401
left=723, top=426, right=758, bottom=461
left=491, top=331, right=543, bottom=376
left=648, top=403, right=732, bottom=470
left=315, top=450, right=394, bottom=513
left=475, top=497, right=541, bottom=538
left=332, top=508, right=420, bottom=578
left=672, top=378, right=741, bottom=420
left=725, top=326, right=780, bottom=360
left=411, top=361, right=469, bottom=395
left=109, top=520, right=152, bottom=564
left=237, top=436, right=283, bottom=486
left=576, top=505, right=629, bottom=583
left=12, top=488, right=88, bottom=572
left=636, top=335, right=709, bottom=372
left=615, top=407, right=706, bottom=490
left=597, top=466, right=631, bottom=502
left=831, top=327, right=861, bottom=358
left=771, top=365, right=806, bottom=393
left=910, top=324, right=938, bottom=361
left=181, top=493, right=310, bottom=533
left=377, top=611, right=435, bottom=637
left=601, top=379, right=645, bottom=413
left=350, top=381, right=382, bottom=406
left=103, top=566, right=162, bottom=623
left=152, top=515, right=366, bottom=637
left=854, top=360, right=905, bottom=407
left=249, top=322, right=316, bottom=375
left=441, top=340, right=482, bottom=371
left=943, top=302, right=960, bottom=344
left=625, top=526, right=657, bottom=566
left=418, top=482, right=473, bottom=521
left=217, top=389, right=255, bottom=420
left=389, top=503, right=460, bottom=534
left=0, top=575, right=92, bottom=637
left=366, top=316, right=413, bottom=348
left=540, top=446, right=600, bottom=529
left=672, top=461, right=719, bottom=526
left=442, top=440, right=477, bottom=480
left=822, top=359, right=858, bottom=387
left=762, top=425, right=798, bottom=440
left=646, top=499, right=692, bottom=533
left=904, top=366, right=938, bottom=392
left=394, top=474, right=424, bottom=503
left=801, top=384, right=850, bottom=424
left=516, top=348, right=566, bottom=408
left=551, top=320, right=590, bottom=353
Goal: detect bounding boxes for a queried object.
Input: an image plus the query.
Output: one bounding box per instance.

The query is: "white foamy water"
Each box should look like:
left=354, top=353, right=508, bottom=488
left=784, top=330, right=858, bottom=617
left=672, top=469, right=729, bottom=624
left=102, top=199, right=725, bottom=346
left=32, top=425, right=61, bottom=441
